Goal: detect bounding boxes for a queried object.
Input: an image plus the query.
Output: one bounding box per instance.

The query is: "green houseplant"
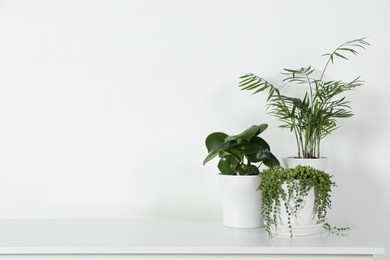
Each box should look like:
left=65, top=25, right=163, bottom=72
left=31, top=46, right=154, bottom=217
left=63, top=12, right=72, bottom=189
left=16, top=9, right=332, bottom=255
left=203, top=124, right=280, bottom=174
left=259, top=165, right=346, bottom=237
left=203, top=124, right=280, bottom=228
left=238, top=38, right=369, bottom=160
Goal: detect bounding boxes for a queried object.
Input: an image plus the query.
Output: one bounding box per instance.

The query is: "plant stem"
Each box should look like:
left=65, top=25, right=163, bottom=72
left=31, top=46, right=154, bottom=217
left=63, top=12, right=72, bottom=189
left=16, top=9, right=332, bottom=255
left=320, top=41, right=346, bottom=81
left=298, top=128, right=304, bottom=158
left=304, top=72, right=314, bottom=105
left=293, top=126, right=301, bottom=158
left=317, top=136, right=321, bottom=158
left=320, top=58, right=331, bottom=81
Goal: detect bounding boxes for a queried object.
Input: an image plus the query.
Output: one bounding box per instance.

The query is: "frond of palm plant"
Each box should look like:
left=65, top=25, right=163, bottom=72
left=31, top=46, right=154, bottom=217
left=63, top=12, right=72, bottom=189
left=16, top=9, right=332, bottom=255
left=239, top=38, right=369, bottom=158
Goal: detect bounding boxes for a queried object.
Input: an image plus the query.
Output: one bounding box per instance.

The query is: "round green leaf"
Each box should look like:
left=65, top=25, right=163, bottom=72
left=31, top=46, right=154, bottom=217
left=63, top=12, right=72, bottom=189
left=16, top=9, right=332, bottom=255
left=246, top=148, right=270, bottom=163
left=248, top=165, right=260, bottom=175
left=230, top=143, right=262, bottom=155
left=256, top=124, right=268, bottom=135
left=224, top=124, right=268, bottom=143
left=217, top=155, right=239, bottom=175
left=251, top=136, right=270, bottom=150
left=237, top=164, right=250, bottom=175
left=205, top=132, right=228, bottom=152
left=263, top=152, right=281, bottom=167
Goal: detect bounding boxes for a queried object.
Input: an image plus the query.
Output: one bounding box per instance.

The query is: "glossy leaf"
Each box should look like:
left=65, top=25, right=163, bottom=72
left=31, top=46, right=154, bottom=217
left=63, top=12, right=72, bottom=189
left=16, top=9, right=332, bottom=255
left=257, top=124, right=269, bottom=135
left=217, top=155, right=239, bottom=175
left=230, top=143, right=262, bottom=155
left=246, top=148, right=270, bottom=163
left=237, top=164, right=250, bottom=175
left=262, top=152, right=280, bottom=167
left=248, top=165, right=260, bottom=175
left=205, top=132, right=228, bottom=152
left=202, top=150, right=219, bottom=165
left=251, top=136, right=270, bottom=150
left=224, top=124, right=268, bottom=142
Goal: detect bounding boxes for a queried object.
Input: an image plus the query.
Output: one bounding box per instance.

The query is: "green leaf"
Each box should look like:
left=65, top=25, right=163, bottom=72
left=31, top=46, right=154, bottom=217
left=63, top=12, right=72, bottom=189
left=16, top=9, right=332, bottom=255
left=230, top=143, right=262, bottom=155
left=238, top=75, right=275, bottom=95
left=202, top=150, right=219, bottom=165
left=220, top=150, right=244, bottom=162
left=239, top=77, right=256, bottom=86
left=338, top=48, right=358, bottom=55
left=241, top=80, right=262, bottom=90
left=257, top=124, right=268, bottom=134
left=237, top=38, right=369, bottom=161
left=334, top=52, right=348, bottom=60
left=224, top=124, right=268, bottom=142
left=283, top=68, right=299, bottom=73
left=205, top=132, right=228, bottom=152
left=218, top=155, right=239, bottom=175
left=251, top=136, right=270, bottom=150
left=262, top=152, right=280, bottom=167
left=248, top=165, right=260, bottom=175
left=237, top=164, right=250, bottom=175
left=246, top=148, right=270, bottom=163
left=239, top=73, right=253, bottom=79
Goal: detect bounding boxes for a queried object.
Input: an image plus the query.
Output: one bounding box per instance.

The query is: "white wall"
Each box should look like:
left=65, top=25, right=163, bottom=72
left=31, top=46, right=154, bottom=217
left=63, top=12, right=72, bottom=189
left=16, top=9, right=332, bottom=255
left=0, top=0, right=388, bottom=257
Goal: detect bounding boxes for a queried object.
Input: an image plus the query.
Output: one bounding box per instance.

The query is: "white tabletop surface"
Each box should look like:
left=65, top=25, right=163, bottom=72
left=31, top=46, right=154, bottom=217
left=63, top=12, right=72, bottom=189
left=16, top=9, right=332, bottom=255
left=0, top=219, right=384, bottom=255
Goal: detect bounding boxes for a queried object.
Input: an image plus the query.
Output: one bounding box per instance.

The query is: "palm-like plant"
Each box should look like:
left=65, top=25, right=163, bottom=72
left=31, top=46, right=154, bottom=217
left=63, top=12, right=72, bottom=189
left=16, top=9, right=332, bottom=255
left=239, top=38, right=369, bottom=158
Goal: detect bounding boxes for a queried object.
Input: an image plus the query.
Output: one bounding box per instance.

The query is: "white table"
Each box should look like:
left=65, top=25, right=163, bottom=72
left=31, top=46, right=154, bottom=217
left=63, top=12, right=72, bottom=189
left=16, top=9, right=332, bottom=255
left=0, top=219, right=384, bottom=259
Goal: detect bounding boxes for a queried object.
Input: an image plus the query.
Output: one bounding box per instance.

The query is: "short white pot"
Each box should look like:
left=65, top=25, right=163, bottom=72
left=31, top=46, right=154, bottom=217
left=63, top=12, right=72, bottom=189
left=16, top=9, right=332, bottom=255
left=277, top=181, right=317, bottom=226
left=283, top=157, right=328, bottom=171
left=218, top=174, right=263, bottom=228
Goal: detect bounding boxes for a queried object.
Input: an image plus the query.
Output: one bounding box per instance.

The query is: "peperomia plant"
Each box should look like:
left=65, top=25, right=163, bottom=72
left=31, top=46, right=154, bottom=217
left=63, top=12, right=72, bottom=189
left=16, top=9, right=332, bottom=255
left=203, top=124, right=280, bottom=175
left=238, top=38, right=369, bottom=158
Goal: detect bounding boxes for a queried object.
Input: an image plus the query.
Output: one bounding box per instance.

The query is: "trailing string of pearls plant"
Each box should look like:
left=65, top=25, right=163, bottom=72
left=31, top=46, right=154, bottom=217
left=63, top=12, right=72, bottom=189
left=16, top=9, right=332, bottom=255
left=259, top=166, right=350, bottom=237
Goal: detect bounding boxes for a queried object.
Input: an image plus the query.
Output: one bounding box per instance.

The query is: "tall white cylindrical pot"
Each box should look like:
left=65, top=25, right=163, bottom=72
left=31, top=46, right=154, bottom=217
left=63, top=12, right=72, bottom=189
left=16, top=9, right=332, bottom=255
left=283, top=157, right=328, bottom=172
left=218, top=174, right=263, bottom=228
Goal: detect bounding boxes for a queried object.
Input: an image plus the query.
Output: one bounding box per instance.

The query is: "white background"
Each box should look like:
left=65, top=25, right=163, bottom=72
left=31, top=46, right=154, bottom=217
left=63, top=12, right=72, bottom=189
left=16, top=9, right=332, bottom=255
left=0, top=0, right=388, bottom=258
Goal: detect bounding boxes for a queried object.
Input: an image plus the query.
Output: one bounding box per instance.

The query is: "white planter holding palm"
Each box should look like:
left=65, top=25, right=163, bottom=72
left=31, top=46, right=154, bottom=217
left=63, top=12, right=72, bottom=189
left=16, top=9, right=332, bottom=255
left=239, top=38, right=368, bottom=174
left=237, top=38, right=368, bottom=236
left=218, top=174, right=263, bottom=228
left=284, top=157, right=328, bottom=172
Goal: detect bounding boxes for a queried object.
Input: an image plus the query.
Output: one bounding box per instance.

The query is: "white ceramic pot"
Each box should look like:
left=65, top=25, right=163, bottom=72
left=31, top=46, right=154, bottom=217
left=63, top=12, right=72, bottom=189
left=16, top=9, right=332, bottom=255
left=277, top=181, right=317, bottom=226
left=218, top=174, right=263, bottom=228
left=283, top=157, right=328, bottom=171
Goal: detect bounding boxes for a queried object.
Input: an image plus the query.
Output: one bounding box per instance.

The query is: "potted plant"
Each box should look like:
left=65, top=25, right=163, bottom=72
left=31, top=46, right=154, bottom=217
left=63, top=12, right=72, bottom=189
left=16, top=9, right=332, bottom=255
left=259, top=165, right=346, bottom=237
left=238, top=38, right=369, bottom=170
left=203, top=124, right=280, bottom=228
